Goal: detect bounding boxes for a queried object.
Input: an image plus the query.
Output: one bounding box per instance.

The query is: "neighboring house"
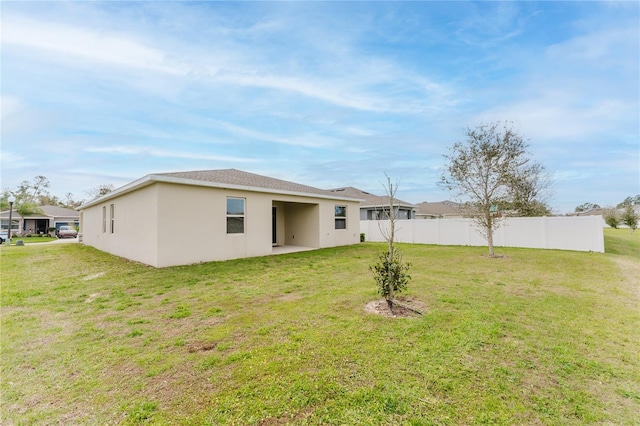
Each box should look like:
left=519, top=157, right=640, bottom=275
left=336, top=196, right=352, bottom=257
left=573, top=205, right=640, bottom=217
left=0, top=205, right=80, bottom=235
left=571, top=208, right=609, bottom=217
left=77, top=169, right=362, bottom=267
left=328, top=186, right=416, bottom=220
left=414, top=200, right=470, bottom=219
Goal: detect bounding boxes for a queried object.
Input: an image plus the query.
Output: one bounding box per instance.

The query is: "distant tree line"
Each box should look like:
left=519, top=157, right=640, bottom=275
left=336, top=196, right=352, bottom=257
left=574, top=195, right=640, bottom=213
left=1, top=176, right=114, bottom=213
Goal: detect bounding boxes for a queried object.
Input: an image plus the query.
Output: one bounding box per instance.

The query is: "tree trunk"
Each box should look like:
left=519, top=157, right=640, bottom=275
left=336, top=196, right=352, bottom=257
left=486, top=212, right=495, bottom=257
left=386, top=298, right=395, bottom=316
left=387, top=183, right=395, bottom=309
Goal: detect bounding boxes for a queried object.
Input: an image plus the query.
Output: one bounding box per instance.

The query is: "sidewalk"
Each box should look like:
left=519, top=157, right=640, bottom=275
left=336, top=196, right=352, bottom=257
left=3, top=237, right=79, bottom=246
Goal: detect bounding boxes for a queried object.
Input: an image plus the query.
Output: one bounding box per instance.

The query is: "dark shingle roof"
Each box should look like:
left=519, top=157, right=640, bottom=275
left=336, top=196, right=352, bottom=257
left=0, top=205, right=79, bottom=219
left=328, top=186, right=414, bottom=208
left=156, top=169, right=343, bottom=198
left=414, top=200, right=468, bottom=217
left=79, top=169, right=361, bottom=209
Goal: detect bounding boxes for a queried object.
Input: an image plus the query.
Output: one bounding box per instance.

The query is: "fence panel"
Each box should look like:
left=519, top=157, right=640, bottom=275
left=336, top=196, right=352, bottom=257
left=360, top=216, right=604, bottom=253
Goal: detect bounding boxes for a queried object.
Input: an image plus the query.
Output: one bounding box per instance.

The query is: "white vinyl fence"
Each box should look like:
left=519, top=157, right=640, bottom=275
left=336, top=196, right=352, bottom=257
left=360, top=216, right=605, bottom=253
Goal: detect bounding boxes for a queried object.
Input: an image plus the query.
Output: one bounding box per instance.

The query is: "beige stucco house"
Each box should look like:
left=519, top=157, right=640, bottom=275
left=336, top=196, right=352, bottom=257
left=77, top=169, right=362, bottom=267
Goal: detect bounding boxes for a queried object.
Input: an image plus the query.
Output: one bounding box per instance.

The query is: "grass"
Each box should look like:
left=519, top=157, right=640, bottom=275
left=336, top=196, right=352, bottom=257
left=1, top=234, right=639, bottom=425
left=3, top=236, right=58, bottom=244
left=604, top=227, right=640, bottom=257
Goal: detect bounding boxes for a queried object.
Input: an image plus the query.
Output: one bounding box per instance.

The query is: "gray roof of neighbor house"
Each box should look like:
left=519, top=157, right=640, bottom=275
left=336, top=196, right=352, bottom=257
left=79, top=169, right=362, bottom=210
left=414, top=200, right=468, bottom=217
left=328, top=186, right=415, bottom=209
left=0, top=205, right=79, bottom=219
left=572, top=205, right=640, bottom=217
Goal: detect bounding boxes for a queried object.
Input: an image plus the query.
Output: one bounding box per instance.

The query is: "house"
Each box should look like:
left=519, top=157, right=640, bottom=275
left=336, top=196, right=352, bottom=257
left=0, top=205, right=80, bottom=236
left=414, top=200, right=470, bottom=219
left=77, top=169, right=362, bottom=267
left=328, top=187, right=416, bottom=220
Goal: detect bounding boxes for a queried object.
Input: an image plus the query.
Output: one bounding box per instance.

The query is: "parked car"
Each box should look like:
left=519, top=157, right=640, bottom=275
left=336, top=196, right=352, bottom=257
left=57, top=226, right=78, bottom=239
left=0, top=230, right=7, bottom=244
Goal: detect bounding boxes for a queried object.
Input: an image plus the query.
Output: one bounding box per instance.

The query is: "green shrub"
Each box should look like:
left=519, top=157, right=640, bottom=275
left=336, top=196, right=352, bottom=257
left=621, top=205, right=638, bottom=231
left=604, top=209, right=620, bottom=228
left=370, top=250, right=411, bottom=301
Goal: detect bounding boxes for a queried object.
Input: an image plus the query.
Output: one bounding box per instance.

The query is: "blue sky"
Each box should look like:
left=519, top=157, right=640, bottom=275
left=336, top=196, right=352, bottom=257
left=1, top=1, right=638, bottom=213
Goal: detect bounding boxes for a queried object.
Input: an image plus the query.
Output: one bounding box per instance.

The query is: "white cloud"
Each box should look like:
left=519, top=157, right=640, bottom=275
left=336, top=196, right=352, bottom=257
left=477, top=97, right=633, bottom=142
left=209, top=119, right=332, bottom=148
left=2, top=11, right=454, bottom=115
left=84, top=146, right=257, bottom=163
left=2, top=16, right=188, bottom=76
left=0, top=151, right=37, bottom=170
left=0, top=96, right=24, bottom=119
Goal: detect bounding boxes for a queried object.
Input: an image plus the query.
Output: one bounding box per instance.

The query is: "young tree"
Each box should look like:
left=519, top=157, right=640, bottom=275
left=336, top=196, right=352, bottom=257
left=370, top=175, right=411, bottom=315
left=603, top=208, right=620, bottom=229
left=621, top=205, right=638, bottom=232
left=440, top=121, right=544, bottom=257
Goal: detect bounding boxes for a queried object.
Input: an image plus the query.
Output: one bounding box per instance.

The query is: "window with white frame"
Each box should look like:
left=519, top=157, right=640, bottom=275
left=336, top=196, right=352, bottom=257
left=335, top=205, right=347, bottom=230
left=102, top=206, right=107, bottom=233
left=226, top=197, right=245, bottom=234
left=110, top=204, right=115, bottom=234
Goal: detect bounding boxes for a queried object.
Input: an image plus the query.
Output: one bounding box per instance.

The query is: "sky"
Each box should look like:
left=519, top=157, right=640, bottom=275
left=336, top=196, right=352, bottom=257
left=1, top=1, right=638, bottom=214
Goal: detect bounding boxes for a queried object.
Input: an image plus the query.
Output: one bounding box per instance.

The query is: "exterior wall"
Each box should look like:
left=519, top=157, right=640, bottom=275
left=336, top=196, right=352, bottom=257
left=283, top=202, right=319, bottom=247
left=154, top=185, right=359, bottom=266
left=319, top=201, right=360, bottom=248
left=361, top=216, right=605, bottom=253
left=81, top=185, right=159, bottom=266
left=23, top=219, right=38, bottom=233
left=155, top=183, right=273, bottom=266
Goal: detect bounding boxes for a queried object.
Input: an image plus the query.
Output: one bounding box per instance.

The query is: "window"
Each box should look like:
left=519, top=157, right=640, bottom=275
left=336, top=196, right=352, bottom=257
left=102, top=206, right=107, bottom=233
left=335, top=205, right=347, bottom=230
left=226, top=197, right=245, bottom=234
left=110, top=204, right=115, bottom=234
left=1, top=220, right=19, bottom=231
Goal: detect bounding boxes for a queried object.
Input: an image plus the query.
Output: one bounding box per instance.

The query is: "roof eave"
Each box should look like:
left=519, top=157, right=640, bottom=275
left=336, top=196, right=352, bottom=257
left=360, top=203, right=416, bottom=209
left=78, top=174, right=362, bottom=210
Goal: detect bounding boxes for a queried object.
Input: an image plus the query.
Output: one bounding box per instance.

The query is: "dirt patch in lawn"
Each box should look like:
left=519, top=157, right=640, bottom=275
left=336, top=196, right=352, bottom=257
left=365, top=296, right=426, bottom=318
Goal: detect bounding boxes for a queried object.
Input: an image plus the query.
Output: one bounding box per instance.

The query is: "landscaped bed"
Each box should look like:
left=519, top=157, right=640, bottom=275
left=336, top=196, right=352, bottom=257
left=1, top=229, right=638, bottom=424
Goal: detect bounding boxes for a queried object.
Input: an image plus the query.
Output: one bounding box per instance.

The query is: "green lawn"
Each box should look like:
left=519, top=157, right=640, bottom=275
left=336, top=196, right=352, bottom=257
left=3, top=236, right=58, bottom=244
left=604, top=227, right=640, bottom=257
left=1, top=235, right=639, bottom=425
